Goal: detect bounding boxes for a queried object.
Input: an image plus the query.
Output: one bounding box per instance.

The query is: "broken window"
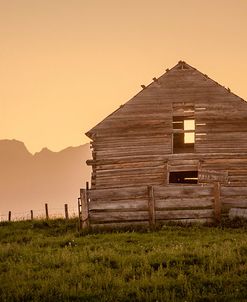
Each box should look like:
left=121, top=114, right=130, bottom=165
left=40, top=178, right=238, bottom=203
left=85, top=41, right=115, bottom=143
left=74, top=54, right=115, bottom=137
left=169, top=171, right=198, bottom=184
left=172, top=117, right=195, bottom=153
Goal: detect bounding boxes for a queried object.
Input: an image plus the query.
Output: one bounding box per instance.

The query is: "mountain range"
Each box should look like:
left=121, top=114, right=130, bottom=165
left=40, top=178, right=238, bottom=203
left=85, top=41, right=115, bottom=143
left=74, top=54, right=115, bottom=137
left=0, top=139, right=91, bottom=219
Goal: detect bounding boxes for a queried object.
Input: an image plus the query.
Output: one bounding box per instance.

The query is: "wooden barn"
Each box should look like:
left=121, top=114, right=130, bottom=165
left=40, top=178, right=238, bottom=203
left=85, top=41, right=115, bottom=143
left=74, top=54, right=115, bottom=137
left=79, top=61, right=247, bottom=228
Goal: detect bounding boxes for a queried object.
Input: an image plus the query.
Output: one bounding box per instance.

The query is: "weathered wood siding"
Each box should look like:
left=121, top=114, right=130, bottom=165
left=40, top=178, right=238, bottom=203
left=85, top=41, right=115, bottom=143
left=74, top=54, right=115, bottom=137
left=87, top=185, right=215, bottom=226
left=221, top=185, right=247, bottom=211
left=87, top=62, right=247, bottom=189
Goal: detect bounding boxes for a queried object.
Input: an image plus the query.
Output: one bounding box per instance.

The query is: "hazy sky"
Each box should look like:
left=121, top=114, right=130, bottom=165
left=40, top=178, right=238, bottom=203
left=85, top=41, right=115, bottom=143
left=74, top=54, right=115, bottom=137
left=0, top=0, right=247, bottom=153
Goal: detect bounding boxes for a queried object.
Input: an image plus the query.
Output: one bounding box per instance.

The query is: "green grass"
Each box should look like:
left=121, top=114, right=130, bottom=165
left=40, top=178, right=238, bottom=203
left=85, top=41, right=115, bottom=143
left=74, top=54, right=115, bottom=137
left=0, top=219, right=247, bottom=301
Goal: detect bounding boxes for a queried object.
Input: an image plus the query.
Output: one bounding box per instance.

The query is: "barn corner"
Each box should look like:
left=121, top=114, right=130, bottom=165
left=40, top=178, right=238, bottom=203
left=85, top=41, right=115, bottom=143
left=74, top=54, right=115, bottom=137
left=80, top=60, right=247, bottom=229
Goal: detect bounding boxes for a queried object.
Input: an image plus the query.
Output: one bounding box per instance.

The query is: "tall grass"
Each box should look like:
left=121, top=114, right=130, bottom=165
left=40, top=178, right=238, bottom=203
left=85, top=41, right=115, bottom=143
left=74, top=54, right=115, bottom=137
left=0, top=219, right=247, bottom=301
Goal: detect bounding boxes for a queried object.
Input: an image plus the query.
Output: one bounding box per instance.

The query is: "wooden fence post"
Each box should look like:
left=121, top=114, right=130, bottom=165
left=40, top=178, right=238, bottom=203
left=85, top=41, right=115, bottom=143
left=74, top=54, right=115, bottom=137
left=79, top=188, right=89, bottom=229
left=30, top=210, right=33, bottom=220
left=148, top=186, right=156, bottom=229
left=45, top=203, right=49, bottom=220
left=78, top=197, right=82, bottom=229
left=8, top=211, right=11, bottom=222
left=214, top=182, right=221, bottom=223
left=64, top=204, right=69, bottom=219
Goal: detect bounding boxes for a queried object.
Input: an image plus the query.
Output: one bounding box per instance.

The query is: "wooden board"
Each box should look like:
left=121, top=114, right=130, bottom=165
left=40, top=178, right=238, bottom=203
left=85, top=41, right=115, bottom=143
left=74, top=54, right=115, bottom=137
left=155, top=198, right=213, bottom=210
left=89, top=199, right=148, bottom=211
left=153, top=185, right=213, bottom=198
left=90, top=211, right=149, bottom=223
left=156, top=209, right=214, bottom=220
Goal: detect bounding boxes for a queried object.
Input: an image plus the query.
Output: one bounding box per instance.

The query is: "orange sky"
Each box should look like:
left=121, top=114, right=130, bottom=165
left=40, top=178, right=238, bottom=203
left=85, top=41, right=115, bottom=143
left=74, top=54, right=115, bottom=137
left=0, top=0, right=247, bottom=153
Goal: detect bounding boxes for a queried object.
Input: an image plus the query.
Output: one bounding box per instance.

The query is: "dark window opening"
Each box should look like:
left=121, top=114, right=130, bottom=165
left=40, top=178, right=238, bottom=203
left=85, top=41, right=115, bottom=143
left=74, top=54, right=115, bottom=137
left=173, top=116, right=195, bottom=153
left=169, top=171, right=198, bottom=184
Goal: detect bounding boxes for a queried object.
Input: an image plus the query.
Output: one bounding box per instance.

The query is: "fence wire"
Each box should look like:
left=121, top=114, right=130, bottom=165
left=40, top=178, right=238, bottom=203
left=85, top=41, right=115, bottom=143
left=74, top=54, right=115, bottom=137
left=0, top=204, right=78, bottom=222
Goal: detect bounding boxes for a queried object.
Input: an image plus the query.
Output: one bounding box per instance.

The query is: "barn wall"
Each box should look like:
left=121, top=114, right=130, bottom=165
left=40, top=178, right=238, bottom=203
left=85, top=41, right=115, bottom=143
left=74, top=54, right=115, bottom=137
left=87, top=65, right=247, bottom=189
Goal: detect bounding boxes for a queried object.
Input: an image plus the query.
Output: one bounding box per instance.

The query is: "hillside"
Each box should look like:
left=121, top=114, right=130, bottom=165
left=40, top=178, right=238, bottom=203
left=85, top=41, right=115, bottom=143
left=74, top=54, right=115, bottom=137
left=0, top=140, right=91, bottom=218
left=0, top=220, right=247, bottom=301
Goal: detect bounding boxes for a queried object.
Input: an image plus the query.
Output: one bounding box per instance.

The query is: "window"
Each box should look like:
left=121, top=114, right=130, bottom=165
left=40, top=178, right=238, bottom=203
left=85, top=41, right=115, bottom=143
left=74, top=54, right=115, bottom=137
left=172, top=116, right=195, bottom=153
left=169, top=171, right=198, bottom=184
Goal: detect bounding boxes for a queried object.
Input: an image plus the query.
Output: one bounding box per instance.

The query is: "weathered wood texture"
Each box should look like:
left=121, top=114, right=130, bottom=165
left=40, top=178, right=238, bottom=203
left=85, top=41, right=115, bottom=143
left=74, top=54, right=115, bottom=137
left=221, top=185, right=247, bottom=211
left=88, top=184, right=216, bottom=226
left=79, top=189, right=89, bottom=228
left=84, top=183, right=247, bottom=227
left=83, top=62, right=247, bottom=228
left=86, top=62, right=247, bottom=190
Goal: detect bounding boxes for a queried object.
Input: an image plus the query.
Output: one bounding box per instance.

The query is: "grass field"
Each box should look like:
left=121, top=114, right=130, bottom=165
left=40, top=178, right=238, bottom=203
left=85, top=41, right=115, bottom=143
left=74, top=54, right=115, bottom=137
left=0, top=219, right=247, bottom=302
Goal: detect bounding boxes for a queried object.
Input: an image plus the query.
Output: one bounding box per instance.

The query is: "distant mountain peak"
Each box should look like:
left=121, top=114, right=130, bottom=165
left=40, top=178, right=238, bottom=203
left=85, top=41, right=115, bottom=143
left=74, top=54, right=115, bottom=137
left=34, top=147, right=53, bottom=156
left=0, top=139, right=32, bottom=158
left=0, top=139, right=91, bottom=215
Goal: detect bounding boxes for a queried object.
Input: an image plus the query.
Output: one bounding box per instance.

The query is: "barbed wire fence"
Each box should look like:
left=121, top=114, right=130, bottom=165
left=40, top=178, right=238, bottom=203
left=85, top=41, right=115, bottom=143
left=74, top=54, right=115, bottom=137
left=0, top=203, right=79, bottom=222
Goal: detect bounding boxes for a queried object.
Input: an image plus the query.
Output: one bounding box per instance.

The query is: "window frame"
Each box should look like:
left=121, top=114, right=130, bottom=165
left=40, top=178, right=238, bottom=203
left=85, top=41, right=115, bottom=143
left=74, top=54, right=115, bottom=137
left=172, top=102, right=195, bottom=154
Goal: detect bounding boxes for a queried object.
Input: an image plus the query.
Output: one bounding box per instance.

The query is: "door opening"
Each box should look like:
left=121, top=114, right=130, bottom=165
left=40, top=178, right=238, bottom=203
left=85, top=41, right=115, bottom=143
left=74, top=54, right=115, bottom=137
left=169, top=171, right=198, bottom=184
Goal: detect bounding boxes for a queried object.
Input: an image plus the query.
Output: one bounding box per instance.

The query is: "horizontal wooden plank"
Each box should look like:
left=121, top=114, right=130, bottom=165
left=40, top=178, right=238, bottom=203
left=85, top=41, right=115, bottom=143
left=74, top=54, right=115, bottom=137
left=221, top=186, right=247, bottom=196
left=89, top=211, right=149, bottom=223
left=88, top=153, right=247, bottom=167
left=94, top=128, right=171, bottom=138
left=95, top=149, right=171, bottom=160
left=95, top=177, right=164, bottom=188
left=228, top=170, right=247, bottom=175
left=95, top=166, right=165, bottom=177
left=87, top=156, right=168, bottom=166
left=156, top=209, right=214, bottom=220
left=94, top=145, right=171, bottom=156
left=202, top=159, right=247, bottom=165
left=93, top=143, right=170, bottom=152
left=95, top=119, right=171, bottom=130
left=196, top=132, right=247, bottom=140
left=228, top=176, right=247, bottom=182
left=94, top=134, right=169, bottom=143
left=221, top=197, right=247, bottom=208
left=88, top=186, right=148, bottom=201
left=168, top=159, right=199, bottom=166
left=89, top=199, right=148, bottom=211
left=196, top=147, right=247, bottom=153
left=159, top=218, right=214, bottom=224
left=166, top=153, right=247, bottom=160
left=95, top=173, right=164, bottom=181
left=92, top=137, right=170, bottom=149
left=196, top=142, right=247, bottom=148
left=110, top=112, right=172, bottom=119
left=167, top=165, right=198, bottom=172
left=94, top=181, right=164, bottom=190
left=90, top=221, right=149, bottom=228
left=95, top=161, right=166, bottom=171
left=154, top=185, right=213, bottom=198
left=155, top=198, right=213, bottom=210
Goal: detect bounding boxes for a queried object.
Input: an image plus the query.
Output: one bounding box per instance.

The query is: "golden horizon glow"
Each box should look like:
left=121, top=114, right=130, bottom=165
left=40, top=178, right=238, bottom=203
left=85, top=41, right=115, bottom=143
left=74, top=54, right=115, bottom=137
left=0, top=0, right=247, bottom=153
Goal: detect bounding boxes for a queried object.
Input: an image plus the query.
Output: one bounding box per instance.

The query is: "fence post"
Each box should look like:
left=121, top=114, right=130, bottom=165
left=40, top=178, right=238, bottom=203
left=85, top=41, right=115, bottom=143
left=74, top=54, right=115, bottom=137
left=147, top=186, right=156, bottom=229
left=214, top=182, right=221, bottom=223
left=30, top=210, right=33, bottom=220
left=45, top=203, right=49, bottom=220
left=79, top=188, right=89, bottom=229
left=78, top=197, right=82, bottom=229
left=8, top=211, right=11, bottom=222
left=64, top=204, right=69, bottom=220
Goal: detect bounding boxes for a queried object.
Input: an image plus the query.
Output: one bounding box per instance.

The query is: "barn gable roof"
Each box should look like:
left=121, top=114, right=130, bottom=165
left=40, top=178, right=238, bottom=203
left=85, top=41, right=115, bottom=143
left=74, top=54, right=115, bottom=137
left=86, top=61, right=246, bottom=139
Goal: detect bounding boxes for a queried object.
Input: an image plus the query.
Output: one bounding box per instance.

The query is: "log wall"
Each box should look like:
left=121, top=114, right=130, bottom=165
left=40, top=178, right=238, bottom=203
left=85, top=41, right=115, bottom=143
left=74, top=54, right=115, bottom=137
left=87, top=63, right=247, bottom=189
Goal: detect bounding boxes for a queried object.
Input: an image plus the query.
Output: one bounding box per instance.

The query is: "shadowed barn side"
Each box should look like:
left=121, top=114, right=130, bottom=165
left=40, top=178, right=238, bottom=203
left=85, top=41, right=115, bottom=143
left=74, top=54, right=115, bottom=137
left=79, top=61, right=247, bottom=228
